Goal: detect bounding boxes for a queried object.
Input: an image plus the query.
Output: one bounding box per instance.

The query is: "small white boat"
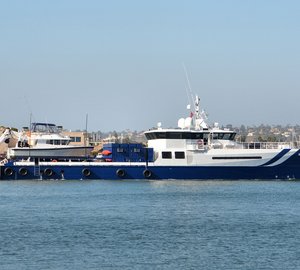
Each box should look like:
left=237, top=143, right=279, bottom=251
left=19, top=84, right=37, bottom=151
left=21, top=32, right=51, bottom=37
left=7, top=123, right=93, bottom=159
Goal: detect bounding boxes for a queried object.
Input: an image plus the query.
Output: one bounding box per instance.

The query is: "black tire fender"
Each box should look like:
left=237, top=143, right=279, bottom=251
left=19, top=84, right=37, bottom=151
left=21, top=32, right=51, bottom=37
left=143, top=169, right=152, bottom=179
left=82, top=168, right=91, bottom=177
left=19, top=167, right=28, bottom=176
left=116, top=169, right=125, bottom=178
left=44, top=168, right=53, bottom=177
left=4, top=167, right=14, bottom=176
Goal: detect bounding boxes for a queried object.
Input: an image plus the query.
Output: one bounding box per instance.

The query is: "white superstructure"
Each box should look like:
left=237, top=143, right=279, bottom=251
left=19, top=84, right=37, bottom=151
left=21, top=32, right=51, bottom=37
left=144, top=96, right=296, bottom=168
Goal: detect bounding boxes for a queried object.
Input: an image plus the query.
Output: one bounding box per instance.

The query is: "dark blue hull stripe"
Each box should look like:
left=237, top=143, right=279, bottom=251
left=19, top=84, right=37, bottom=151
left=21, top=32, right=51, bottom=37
left=260, top=149, right=291, bottom=166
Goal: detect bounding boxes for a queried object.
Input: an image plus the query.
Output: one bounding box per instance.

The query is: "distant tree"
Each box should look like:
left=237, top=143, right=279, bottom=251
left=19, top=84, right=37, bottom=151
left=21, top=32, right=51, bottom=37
left=113, top=131, right=120, bottom=143
left=240, top=135, right=247, bottom=142
left=123, top=135, right=131, bottom=144
left=266, top=136, right=277, bottom=142
left=258, top=136, right=265, bottom=142
left=240, top=125, right=246, bottom=133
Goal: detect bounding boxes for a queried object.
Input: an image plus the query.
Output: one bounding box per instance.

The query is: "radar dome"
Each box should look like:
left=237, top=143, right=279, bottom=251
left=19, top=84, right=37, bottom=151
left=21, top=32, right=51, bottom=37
left=178, top=118, right=185, bottom=129
left=184, top=117, right=192, bottom=129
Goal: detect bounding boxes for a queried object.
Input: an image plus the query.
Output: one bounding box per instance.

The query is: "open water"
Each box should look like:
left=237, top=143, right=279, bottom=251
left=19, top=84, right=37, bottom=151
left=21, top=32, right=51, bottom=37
left=0, top=180, right=300, bottom=270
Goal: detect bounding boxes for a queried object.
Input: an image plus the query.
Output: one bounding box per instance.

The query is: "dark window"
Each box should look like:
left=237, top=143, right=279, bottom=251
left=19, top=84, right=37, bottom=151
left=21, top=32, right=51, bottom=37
left=223, top=133, right=231, bottom=140
left=150, top=133, right=156, bottom=140
left=182, top=133, right=192, bottom=139
left=162, top=152, right=172, bottom=159
left=175, top=152, right=185, bottom=159
left=117, top=148, right=124, bottom=153
left=166, top=132, right=182, bottom=139
left=145, top=131, right=210, bottom=140
left=230, top=133, right=236, bottom=140
left=211, top=132, right=236, bottom=140
left=156, top=132, right=167, bottom=139
left=191, top=133, right=204, bottom=139
left=212, top=133, right=222, bottom=139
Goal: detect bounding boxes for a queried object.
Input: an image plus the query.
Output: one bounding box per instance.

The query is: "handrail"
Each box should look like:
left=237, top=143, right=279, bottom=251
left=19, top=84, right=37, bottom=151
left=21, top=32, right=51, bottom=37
left=187, top=140, right=300, bottom=150
left=238, top=141, right=300, bottom=149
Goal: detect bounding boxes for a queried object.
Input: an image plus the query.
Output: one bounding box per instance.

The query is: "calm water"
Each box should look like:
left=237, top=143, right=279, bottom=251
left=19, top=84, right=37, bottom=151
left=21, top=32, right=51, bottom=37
left=0, top=180, right=300, bottom=270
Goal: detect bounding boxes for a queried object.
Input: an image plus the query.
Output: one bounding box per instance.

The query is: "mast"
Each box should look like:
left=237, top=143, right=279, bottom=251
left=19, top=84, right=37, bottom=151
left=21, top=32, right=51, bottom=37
left=85, top=114, right=88, bottom=158
left=194, top=95, right=200, bottom=120
left=193, top=95, right=208, bottom=130
left=28, top=113, right=32, bottom=158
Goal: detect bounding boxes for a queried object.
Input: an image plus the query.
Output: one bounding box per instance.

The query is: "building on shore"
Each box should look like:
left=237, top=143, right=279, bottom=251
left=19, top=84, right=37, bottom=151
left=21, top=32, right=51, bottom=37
left=61, top=131, right=90, bottom=146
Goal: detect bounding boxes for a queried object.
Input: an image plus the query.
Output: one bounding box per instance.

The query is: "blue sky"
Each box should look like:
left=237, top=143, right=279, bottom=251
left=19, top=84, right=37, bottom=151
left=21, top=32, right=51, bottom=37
left=1, top=0, right=300, bottom=131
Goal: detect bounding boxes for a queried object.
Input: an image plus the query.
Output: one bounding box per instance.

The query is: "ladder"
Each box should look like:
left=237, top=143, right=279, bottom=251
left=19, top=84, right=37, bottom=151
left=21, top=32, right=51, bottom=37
left=34, top=158, right=40, bottom=177
left=34, top=165, right=40, bottom=177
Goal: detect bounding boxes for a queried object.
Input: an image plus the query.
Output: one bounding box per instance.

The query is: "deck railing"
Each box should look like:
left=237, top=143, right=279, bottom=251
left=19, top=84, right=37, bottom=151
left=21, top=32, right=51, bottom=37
left=187, top=141, right=300, bottom=150
left=239, top=141, right=300, bottom=149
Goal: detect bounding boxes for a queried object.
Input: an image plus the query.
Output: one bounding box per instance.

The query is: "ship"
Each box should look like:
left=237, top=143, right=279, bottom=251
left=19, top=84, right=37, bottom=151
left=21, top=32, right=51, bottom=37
left=3, top=122, right=94, bottom=159
left=1, top=96, right=300, bottom=180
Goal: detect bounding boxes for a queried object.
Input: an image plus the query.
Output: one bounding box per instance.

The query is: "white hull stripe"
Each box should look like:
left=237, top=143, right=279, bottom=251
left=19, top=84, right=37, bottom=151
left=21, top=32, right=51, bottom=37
left=265, top=149, right=297, bottom=167
left=259, top=149, right=290, bottom=167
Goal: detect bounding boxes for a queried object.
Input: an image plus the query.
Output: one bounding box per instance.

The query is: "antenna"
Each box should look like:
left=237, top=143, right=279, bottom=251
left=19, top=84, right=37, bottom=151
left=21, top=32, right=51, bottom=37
left=85, top=114, right=88, bottom=157
left=28, top=112, right=32, bottom=158
left=24, top=95, right=33, bottom=117
left=182, top=63, right=195, bottom=110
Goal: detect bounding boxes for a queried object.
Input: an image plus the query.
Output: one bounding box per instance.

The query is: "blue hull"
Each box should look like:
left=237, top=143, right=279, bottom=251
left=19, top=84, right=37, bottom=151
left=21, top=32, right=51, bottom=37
left=1, top=164, right=300, bottom=181
left=1, top=150, right=300, bottom=180
left=1, top=161, right=300, bottom=180
left=1, top=166, right=300, bottom=180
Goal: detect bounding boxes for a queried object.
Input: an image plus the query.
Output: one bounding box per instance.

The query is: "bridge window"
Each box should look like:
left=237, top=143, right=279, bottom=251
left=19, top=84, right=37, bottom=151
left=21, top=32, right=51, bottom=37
left=145, top=132, right=209, bottom=140
left=211, top=133, right=236, bottom=140
left=156, top=132, right=167, bottom=139
left=145, top=133, right=156, bottom=140
left=191, top=133, right=204, bottom=139
left=167, top=132, right=182, bottom=139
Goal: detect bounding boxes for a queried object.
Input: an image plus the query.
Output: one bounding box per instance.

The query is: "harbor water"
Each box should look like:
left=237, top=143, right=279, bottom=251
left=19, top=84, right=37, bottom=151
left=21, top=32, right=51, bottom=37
left=0, top=180, right=300, bottom=270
